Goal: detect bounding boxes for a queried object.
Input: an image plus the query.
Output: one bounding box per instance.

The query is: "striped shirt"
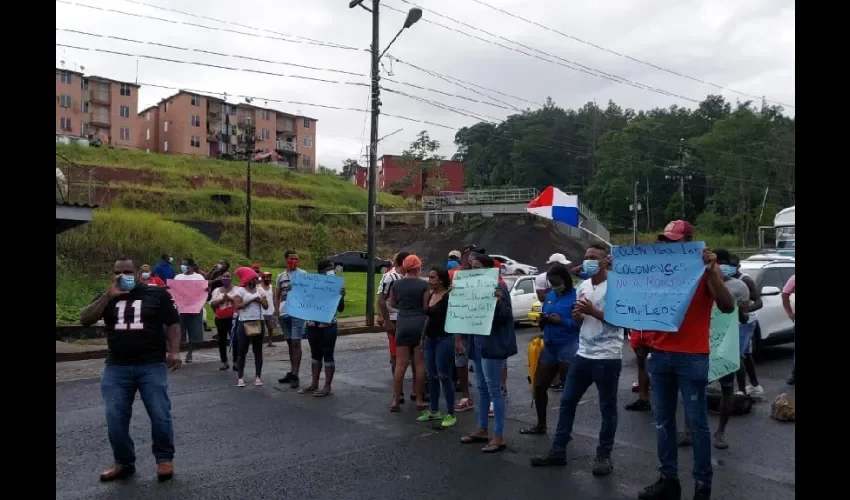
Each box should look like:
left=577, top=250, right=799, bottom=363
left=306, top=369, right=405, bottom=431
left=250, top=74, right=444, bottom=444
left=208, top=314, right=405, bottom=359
left=378, top=268, right=402, bottom=321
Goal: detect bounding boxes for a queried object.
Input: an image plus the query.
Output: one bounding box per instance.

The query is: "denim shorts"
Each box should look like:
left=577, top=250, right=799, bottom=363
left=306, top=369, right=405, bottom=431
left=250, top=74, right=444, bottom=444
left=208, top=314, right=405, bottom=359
left=540, top=338, right=578, bottom=365
left=179, top=313, right=204, bottom=344
left=455, top=335, right=478, bottom=367
left=739, top=322, right=756, bottom=355
left=280, top=315, right=306, bottom=341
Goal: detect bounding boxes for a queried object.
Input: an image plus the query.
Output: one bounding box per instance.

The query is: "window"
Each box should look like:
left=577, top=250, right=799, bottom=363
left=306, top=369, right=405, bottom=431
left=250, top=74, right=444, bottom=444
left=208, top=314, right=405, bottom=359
left=146, top=128, right=150, bottom=140
left=81, top=123, right=89, bottom=136
left=261, top=110, right=270, bottom=120
left=164, top=101, right=169, bottom=112
left=191, top=115, right=201, bottom=127
left=164, top=140, right=169, bottom=152
left=164, top=121, right=168, bottom=132
left=60, top=117, right=72, bottom=131
left=303, top=118, right=311, bottom=128
left=190, top=136, right=200, bottom=148
left=60, top=71, right=72, bottom=84
left=261, top=128, right=270, bottom=140
left=303, top=136, right=312, bottom=148
left=302, top=155, right=311, bottom=168
left=59, top=94, right=72, bottom=108
left=82, top=101, right=89, bottom=113
left=81, top=78, right=89, bottom=91
left=120, top=83, right=131, bottom=96
left=191, top=94, right=200, bottom=106
left=120, top=127, right=130, bottom=141
left=227, top=104, right=236, bottom=116
left=760, top=268, right=785, bottom=290
left=145, top=111, right=150, bottom=121
left=516, top=279, right=535, bottom=295
left=120, top=105, right=130, bottom=118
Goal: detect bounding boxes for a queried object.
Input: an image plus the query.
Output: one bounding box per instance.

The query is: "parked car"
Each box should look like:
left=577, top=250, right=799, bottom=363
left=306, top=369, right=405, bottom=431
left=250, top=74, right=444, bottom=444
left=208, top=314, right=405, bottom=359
left=330, top=251, right=392, bottom=273
left=738, top=258, right=795, bottom=354
left=491, top=255, right=538, bottom=275
left=502, top=275, right=538, bottom=324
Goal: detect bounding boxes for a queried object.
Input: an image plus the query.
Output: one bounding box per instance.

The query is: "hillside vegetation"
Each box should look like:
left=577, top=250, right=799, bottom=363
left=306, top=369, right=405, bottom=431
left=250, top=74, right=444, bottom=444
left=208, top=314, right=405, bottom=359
left=56, top=145, right=410, bottom=324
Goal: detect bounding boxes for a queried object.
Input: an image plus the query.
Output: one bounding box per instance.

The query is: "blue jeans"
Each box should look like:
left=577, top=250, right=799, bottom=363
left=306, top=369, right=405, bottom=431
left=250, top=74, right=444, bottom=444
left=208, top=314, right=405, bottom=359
left=550, top=356, right=621, bottom=458
left=647, top=351, right=712, bottom=487
left=739, top=322, right=756, bottom=355
left=101, top=363, right=174, bottom=466
left=280, top=315, right=306, bottom=340
left=424, top=336, right=456, bottom=415
left=474, top=358, right=506, bottom=436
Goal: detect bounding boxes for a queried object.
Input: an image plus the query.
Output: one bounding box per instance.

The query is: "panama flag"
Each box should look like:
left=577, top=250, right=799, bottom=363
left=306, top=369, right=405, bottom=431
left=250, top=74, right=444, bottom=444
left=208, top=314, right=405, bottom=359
left=526, top=186, right=580, bottom=227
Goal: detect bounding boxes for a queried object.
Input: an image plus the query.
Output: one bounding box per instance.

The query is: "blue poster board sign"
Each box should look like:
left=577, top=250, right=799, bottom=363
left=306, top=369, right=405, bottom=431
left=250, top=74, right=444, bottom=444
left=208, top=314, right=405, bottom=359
left=286, top=272, right=344, bottom=324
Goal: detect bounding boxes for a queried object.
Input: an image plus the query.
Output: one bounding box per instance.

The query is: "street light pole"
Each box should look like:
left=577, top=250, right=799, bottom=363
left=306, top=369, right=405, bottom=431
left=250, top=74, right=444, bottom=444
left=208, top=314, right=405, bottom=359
left=365, top=0, right=381, bottom=326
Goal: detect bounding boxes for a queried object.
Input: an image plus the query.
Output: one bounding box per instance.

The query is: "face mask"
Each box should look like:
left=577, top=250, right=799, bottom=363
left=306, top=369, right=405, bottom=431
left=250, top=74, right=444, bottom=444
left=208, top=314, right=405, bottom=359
left=118, top=274, right=136, bottom=291
left=248, top=280, right=257, bottom=288
left=168, top=257, right=174, bottom=263
left=141, top=272, right=151, bottom=280
left=286, top=259, right=299, bottom=270
left=222, top=279, right=232, bottom=287
left=576, top=271, right=591, bottom=280
left=552, top=284, right=566, bottom=293
left=325, top=270, right=335, bottom=276
left=180, top=265, right=188, bottom=273
left=582, top=260, right=600, bottom=277
left=720, top=264, right=737, bottom=277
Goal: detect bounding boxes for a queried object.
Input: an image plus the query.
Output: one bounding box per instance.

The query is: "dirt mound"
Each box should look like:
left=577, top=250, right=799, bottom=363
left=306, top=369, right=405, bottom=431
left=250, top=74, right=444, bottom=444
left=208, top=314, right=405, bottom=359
left=378, top=215, right=587, bottom=270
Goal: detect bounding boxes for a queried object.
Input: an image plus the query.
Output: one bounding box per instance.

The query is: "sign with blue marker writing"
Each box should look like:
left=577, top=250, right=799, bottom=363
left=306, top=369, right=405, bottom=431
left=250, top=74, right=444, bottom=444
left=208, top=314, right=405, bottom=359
left=604, top=241, right=706, bottom=332
left=285, top=272, right=344, bottom=324
left=708, top=305, right=740, bottom=382
left=445, top=268, right=499, bottom=336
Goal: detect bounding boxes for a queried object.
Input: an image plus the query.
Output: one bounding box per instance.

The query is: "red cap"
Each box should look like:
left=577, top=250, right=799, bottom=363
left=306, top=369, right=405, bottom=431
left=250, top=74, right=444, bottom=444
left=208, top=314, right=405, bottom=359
left=659, top=220, right=694, bottom=242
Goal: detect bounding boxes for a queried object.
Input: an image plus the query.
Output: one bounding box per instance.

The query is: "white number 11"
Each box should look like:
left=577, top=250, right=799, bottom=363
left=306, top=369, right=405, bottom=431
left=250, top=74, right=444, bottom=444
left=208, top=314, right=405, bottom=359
left=115, top=300, right=144, bottom=331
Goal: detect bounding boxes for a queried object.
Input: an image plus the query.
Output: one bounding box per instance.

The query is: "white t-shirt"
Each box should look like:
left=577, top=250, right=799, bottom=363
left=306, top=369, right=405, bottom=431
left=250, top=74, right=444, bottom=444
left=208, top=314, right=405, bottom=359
left=276, top=268, right=304, bottom=316
left=378, top=269, right=402, bottom=320
left=575, top=279, right=623, bottom=360
left=233, top=287, right=264, bottom=321
left=173, top=272, right=207, bottom=281
left=534, top=272, right=550, bottom=291
left=259, top=286, right=274, bottom=316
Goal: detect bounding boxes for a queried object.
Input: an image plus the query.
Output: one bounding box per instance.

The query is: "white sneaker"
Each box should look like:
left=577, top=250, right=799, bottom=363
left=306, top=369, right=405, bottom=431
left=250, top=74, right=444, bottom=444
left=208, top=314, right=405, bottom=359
left=254, top=378, right=264, bottom=387
left=488, top=402, right=494, bottom=418
left=237, top=378, right=246, bottom=388
left=746, top=385, right=764, bottom=399
left=734, top=390, right=745, bottom=397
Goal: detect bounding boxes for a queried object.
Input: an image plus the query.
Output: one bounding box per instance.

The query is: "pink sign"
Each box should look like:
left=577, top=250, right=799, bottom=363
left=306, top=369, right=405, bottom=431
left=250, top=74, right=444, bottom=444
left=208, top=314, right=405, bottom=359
left=167, top=279, right=209, bottom=314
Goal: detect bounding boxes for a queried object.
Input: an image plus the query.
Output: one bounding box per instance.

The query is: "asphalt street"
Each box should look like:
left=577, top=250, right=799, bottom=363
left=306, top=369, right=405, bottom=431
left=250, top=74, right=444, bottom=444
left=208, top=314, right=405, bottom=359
left=56, top=328, right=796, bottom=500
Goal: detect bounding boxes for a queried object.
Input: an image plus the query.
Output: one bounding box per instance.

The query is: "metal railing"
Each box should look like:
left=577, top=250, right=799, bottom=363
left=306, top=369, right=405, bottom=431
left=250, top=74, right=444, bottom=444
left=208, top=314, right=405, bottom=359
left=276, top=141, right=296, bottom=153
left=55, top=150, right=109, bottom=207
left=89, top=89, right=110, bottom=104
left=422, top=187, right=540, bottom=209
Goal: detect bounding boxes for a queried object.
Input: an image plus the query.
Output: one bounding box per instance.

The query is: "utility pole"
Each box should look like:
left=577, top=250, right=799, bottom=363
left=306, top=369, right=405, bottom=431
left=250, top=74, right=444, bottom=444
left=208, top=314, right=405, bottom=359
left=364, top=0, right=381, bottom=326
left=629, top=180, right=641, bottom=245
left=245, top=129, right=256, bottom=259
left=645, top=177, right=651, bottom=230
left=665, top=138, right=692, bottom=219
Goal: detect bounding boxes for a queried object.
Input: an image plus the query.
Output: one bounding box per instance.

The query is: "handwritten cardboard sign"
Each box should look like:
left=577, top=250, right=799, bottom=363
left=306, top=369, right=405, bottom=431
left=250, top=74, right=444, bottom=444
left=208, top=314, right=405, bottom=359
left=167, top=279, right=208, bottom=314
left=604, top=241, right=706, bottom=332
left=445, top=268, right=499, bottom=336
left=708, top=305, right=740, bottom=382
left=285, top=272, right=344, bottom=324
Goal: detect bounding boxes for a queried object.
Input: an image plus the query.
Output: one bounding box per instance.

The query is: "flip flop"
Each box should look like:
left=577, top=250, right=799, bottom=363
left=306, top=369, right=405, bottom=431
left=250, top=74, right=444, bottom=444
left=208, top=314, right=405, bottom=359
left=519, top=427, right=547, bottom=435
left=482, top=443, right=507, bottom=454
left=298, top=386, right=318, bottom=395
left=390, top=404, right=401, bottom=413
left=461, top=434, right=489, bottom=444
left=313, top=389, right=332, bottom=398
left=415, top=403, right=429, bottom=411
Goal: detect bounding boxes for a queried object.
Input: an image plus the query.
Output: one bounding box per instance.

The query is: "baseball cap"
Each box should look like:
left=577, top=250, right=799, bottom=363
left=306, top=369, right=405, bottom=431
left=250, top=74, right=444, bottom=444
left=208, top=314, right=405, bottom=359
left=462, top=244, right=486, bottom=255
left=448, top=250, right=462, bottom=259
left=659, top=220, right=694, bottom=242
left=546, top=253, right=569, bottom=265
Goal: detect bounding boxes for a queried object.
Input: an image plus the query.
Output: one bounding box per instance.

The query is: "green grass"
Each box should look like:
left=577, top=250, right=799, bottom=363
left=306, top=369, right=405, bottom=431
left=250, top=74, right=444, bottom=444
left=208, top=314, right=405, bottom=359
left=610, top=232, right=749, bottom=251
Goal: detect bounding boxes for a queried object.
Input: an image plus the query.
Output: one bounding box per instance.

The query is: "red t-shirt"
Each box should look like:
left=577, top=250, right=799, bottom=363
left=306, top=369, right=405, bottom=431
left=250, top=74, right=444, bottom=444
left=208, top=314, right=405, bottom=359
left=645, top=275, right=714, bottom=354
left=148, top=276, right=166, bottom=287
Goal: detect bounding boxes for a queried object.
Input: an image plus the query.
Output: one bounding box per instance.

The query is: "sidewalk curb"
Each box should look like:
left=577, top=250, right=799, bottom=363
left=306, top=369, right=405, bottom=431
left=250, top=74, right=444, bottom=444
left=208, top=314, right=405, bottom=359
left=56, top=326, right=384, bottom=363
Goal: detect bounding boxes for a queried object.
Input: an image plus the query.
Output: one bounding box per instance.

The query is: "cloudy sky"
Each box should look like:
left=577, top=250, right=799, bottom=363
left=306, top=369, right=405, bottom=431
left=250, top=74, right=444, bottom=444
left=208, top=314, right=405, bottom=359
left=56, top=0, right=795, bottom=170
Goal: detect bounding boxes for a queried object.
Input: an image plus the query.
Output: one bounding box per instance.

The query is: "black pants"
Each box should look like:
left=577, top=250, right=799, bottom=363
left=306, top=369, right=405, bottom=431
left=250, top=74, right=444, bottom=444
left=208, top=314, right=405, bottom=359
left=215, top=317, right=234, bottom=364
left=307, top=323, right=339, bottom=365
left=236, top=322, right=265, bottom=379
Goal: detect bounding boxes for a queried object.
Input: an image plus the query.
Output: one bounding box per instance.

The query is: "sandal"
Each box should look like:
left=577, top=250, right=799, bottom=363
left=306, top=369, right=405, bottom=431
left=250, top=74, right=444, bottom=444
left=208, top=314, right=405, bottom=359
left=482, top=443, right=507, bottom=454
left=519, top=426, right=547, bottom=435
left=298, top=386, right=318, bottom=395
left=461, top=434, right=489, bottom=444
left=390, top=404, right=401, bottom=413
left=313, top=388, right=332, bottom=398
left=455, top=398, right=474, bottom=412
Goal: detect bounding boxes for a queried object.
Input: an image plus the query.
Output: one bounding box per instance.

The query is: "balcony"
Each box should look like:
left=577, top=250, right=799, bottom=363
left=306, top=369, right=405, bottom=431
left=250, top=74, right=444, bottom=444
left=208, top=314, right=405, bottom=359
left=207, top=110, right=222, bottom=121
left=276, top=141, right=296, bottom=154
left=207, top=130, right=221, bottom=142
left=90, top=90, right=110, bottom=105
left=89, top=113, right=110, bottom=128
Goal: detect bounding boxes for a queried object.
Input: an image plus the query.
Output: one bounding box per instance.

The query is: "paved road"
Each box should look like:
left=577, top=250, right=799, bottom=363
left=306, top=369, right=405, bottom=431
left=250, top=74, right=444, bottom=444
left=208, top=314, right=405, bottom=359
left=56, top=328, right=796, bottom=500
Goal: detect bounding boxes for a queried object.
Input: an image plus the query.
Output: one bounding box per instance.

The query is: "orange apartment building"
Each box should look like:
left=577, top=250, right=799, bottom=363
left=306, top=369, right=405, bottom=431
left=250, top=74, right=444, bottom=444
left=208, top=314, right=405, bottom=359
left=55, top=68, right=140, bottom=148
left=136, top=90, right=317, bottom=172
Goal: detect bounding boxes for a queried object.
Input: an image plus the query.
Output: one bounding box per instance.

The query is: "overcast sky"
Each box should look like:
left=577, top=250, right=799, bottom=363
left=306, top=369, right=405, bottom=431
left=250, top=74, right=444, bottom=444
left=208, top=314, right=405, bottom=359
left=56, top=0, right=795, bottom=170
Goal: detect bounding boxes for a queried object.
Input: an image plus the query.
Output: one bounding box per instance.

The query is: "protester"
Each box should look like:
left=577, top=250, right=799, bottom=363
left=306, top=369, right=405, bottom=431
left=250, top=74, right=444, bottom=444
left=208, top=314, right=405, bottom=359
left=210, top=271, right=236, bottom=371
left=520, top=263, right=580, bottom=435
left=152, top=253, right=175, bottom=283
left=276, top=250, right=307, bottom=389
left=139, top=264, right=166, bottom=287
left=732, top=255, right=764, bottom=398
left=231, top=267, right=268, bottom=388
left=79, top=257, right=182, bottom=482
left=460, top=254, right=516, bottom=453
left=259, top=272, right=276, bottom=348
left=302, top=260, right=346, bottom=397
left=782, top=274, right=795, bottom=385
left=534, top=252, right=571, bottom=390
left=531, top=244, right=623, bottom=477
left=251, top=262, right=262, bottom=274
left=637, top=220, right=735, bottom=500
left=417, top=266, right=457, bottom=427
left=446, top=250, right=462, bottom=271
left=389, top=255, right=429, bottom=412
left=207, top=260, right=230, bottom=293
left=174, top=258, right=207, bottom=364
left=449, top=244, right=485, bottom=413
left=378, top=252, right=410, bottom=401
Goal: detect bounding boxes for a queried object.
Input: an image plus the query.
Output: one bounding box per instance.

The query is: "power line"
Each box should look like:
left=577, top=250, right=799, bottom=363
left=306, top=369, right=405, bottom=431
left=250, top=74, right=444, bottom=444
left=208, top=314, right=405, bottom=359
left=465, top=0, right=795, bottom=109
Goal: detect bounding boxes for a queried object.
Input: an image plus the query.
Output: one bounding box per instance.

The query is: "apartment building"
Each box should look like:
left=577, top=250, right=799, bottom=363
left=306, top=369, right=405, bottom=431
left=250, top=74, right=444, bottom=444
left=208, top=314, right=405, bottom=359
left=55, top=68, right=140, bottom=147
left=136, top=90, right=317, bottom=172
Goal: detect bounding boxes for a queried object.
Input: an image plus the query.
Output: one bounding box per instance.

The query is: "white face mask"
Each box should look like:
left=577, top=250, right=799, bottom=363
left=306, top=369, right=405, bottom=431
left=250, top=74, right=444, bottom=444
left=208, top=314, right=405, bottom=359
left=325, top=270, right=336, bottom=276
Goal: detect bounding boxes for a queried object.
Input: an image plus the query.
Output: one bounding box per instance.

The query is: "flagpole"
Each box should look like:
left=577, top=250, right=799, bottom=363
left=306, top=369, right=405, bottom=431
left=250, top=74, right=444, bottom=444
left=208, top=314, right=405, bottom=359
left=578, top=221, right=612, bottom=248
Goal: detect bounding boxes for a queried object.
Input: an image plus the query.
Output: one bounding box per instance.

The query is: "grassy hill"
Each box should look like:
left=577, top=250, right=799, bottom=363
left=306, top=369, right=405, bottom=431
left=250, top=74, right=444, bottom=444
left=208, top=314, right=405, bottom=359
left=56, top=145, right=408, bottom=325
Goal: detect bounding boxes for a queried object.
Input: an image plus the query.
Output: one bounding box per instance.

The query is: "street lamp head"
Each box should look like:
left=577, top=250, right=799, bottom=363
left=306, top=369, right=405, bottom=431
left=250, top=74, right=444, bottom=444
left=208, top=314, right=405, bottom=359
left=404, top=7, right=423, bottom=28
left=348, top=0, right=365, bottom=8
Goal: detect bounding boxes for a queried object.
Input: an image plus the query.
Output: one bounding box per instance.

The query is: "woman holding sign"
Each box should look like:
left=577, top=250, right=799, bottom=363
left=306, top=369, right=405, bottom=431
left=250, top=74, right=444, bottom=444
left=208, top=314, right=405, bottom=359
left=302, top=260, right=346, bottom=397
left=231, top=267, right=268, bottom=388
left=388, top=255, right=429, bottom=412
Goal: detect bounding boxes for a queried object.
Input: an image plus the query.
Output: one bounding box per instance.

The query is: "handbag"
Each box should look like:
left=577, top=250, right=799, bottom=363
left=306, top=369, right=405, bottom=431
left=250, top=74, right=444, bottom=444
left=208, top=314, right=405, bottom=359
left=243, top=320, right=263, bottom=336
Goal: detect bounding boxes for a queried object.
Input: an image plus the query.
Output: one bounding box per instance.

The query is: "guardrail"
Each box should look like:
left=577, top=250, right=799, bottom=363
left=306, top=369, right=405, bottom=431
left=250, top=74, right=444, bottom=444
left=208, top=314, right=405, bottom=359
left=55, top=150, right=109, bottom=206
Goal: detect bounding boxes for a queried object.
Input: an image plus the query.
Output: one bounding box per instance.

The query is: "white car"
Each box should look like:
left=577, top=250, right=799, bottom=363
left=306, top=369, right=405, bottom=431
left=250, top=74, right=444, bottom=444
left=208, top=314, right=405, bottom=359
left=502, top=275, right=538, bottom=324
left=738, top=258, right=795, bottom=354
left=491, top=255, right=538, bottom=275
